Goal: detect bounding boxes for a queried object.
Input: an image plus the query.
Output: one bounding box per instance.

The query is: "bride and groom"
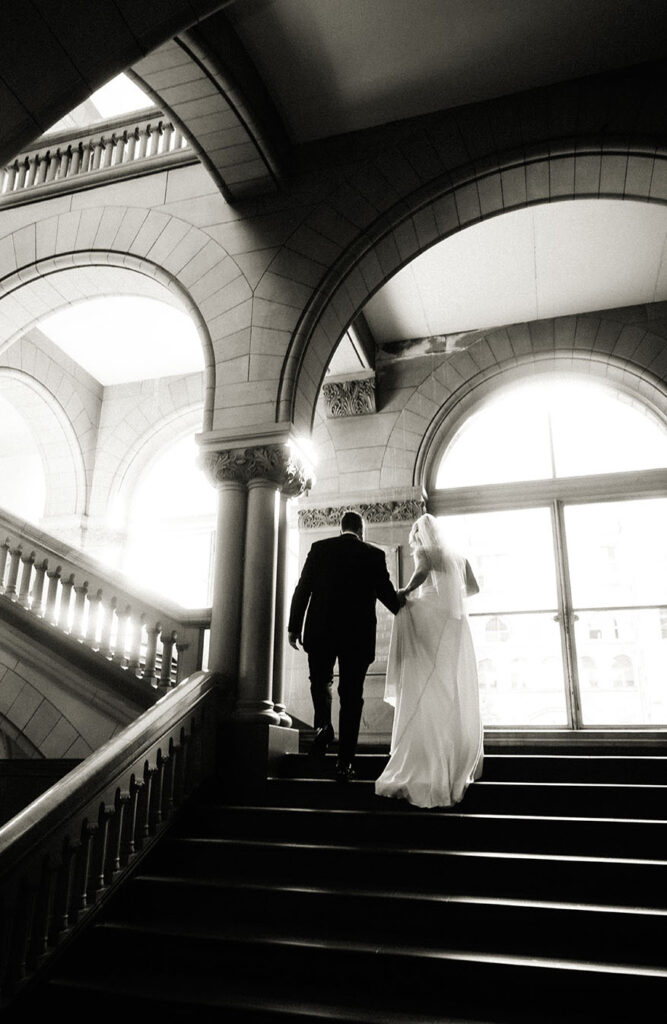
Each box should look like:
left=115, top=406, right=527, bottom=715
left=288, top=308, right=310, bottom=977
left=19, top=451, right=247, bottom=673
left=287, top=510, right=483, bottom=807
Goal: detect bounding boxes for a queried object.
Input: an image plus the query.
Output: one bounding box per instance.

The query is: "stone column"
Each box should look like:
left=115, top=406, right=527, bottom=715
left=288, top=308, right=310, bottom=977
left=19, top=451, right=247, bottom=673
left=272, top=492, right=291, bottom=726
left=200, top=461, right=248, bottom=685
left=202, top=442, right=312, bottom=726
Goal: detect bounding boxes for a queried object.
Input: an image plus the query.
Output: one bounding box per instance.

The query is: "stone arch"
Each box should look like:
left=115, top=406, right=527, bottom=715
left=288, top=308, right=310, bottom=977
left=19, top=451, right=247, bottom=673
left=372, top=315, right=667, bottom=494
left=279, top=144, right=667, bottom=436
left=0, top=368, right=86, bottom=518
left=0, top=207, right=253, bottom=432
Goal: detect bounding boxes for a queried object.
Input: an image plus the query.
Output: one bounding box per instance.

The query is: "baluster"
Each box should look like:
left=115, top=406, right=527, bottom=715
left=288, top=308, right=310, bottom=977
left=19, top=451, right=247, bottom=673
left=121, top=777, right=144, bottom=861
left=57, top=572, right=75, bottom=631
left=17, top=155, right=30, bottom=189
left=35, top=151, right=49, bottom=185
left=4, top=160, right=18, bottom=192
left=18, top=549, right=35, bottom=608
left=45, top=150, right=58, bottom=182
left=90, top=137, right=103, bottom=171
left=31, top=557, right=48, bottom=615
left=45, top=565, right=62, bottom=623
left=70, top=141, right=83, bottom=175
left=172, top=127, right=184, bottom=150
left=28, top=858, right=57, bottom=968
left=138, top=124, right=151, bottom=159
left=153, top=750, right=168, bottom=828
left=114, top=604, right=131, bottom=667
left=164, top=738, right=177, bottom=816
left=52, top=837, right=79, bottom=940
left=143, top=621, right=160, bottom=687
left=116, top=129, right=128, bottom=165
left=72, top=581, right=89, bottom=639
left=162, top=122, right=173, bottom=153
left=99, top=596, right=117, bottom=659
left=85, top=588, right=103, bottom=647
left=108, top=792, right=130, bottom=879
left=71, top=821, right=97, bottom=923
left=5, top=545, right=22, bottom=599
left=126, top=610, right=143, bottom=673
left=159, top=628, right=177, bottom=687
left=89, top=805, right=114, bottom=901
left=0, top=536, right=11, bottom=591
left=139, top=765, right=157, bottom=842
left=175, top=639, right=197, bottom=684
left=60, top=144, right=72, bottom=178
left=126, top=126, right=139, bottom=161
left=155, top=119, right=165, bottom=155
left=84, top=141, right=95, bottom=173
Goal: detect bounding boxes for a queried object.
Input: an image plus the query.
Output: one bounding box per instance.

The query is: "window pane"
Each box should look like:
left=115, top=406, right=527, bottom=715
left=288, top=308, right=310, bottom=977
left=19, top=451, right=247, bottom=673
left=470, top=613, right=568, bottom=726
left=575, top=609, right=667, bottom=725
left=436, top=374, right=667, bottom=489
left=565, top=499, right=667, bottom=608
left=440, top=508, right=559, bottom=613
left=436, top=388, right=552, bottom=488
left=551, top=383, right=667, bottom=477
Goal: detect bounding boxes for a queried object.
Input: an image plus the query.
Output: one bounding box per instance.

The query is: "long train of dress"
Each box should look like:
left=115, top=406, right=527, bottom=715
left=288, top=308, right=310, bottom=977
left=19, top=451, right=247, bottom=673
left=375, top=568, right=483, bottom=809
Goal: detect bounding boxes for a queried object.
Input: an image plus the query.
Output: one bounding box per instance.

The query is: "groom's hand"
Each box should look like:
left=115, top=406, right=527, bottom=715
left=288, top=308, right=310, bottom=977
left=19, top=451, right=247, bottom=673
left=288, top=631, right=302, bottom=650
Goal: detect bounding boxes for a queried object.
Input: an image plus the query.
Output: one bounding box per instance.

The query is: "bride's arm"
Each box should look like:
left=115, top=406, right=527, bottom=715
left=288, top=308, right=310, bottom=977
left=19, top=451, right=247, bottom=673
left=399, top=551, right=429, bottom=597
left=464, top=559, right=480, bottom=597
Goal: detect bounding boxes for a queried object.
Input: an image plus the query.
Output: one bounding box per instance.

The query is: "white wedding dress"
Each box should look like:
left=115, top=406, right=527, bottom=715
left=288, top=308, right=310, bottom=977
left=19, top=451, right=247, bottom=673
left=375, top=548, right=483, bottom=809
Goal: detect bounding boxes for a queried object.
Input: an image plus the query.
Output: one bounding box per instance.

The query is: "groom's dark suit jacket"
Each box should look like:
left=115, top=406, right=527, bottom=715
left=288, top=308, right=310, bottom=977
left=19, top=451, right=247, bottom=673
left=288, top=533, right=401, bottom=664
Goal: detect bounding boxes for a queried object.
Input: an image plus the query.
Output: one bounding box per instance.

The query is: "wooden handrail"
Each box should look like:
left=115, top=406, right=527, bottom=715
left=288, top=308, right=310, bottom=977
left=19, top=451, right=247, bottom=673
left=0, top=670, right=219, bottom=1005
left=0, top=507, right=211, bottom=690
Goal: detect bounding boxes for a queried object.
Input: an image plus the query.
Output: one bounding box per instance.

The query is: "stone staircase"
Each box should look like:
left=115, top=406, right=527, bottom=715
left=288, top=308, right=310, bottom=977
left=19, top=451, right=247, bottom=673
left=7, top=743, right=667, bottom=1022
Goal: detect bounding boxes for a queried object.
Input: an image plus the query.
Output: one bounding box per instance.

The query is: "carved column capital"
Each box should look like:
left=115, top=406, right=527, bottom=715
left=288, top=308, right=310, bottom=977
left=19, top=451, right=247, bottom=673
left=200, top=444, right=313, bottom=496
left=322, top=375, right=376, bottom=417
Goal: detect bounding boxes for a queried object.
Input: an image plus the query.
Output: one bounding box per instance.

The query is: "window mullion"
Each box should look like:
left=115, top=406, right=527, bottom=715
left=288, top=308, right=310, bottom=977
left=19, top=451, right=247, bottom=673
left=551, top=499, right=582, bottom=729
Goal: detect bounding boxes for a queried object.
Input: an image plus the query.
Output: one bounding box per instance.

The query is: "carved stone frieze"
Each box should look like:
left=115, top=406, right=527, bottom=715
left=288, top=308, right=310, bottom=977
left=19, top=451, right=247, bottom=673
left=322, top=377, right=376, bottom=417
left=298, top=498, right=425, bottom=529
left=200, top=444, right=313, bottom=495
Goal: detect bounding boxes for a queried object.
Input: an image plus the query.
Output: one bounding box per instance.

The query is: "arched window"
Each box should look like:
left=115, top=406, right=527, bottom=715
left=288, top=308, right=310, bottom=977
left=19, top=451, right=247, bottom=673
left=124, top=434, right=216, bottom=608
left=431, top=371, right=667, bottom=729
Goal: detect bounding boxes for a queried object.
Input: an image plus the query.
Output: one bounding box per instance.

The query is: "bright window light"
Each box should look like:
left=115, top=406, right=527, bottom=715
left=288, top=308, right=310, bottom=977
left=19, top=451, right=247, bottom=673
left=38, top=297, right=203, bottom=385
left=44, top=73, right=153, bottom=135
left=436, top=374, right=667, bottom=488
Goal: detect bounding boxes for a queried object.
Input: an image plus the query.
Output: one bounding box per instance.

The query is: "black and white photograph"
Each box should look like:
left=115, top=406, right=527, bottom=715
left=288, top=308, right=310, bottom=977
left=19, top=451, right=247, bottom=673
left=0, top=1, right=666, bottom=1020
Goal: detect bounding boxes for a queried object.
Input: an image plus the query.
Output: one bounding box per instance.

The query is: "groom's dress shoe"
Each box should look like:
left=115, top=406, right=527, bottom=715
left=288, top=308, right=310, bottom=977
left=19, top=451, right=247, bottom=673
left=311, top=724, right=334, bottom=757
left=335, top=761, right=355, bottom=783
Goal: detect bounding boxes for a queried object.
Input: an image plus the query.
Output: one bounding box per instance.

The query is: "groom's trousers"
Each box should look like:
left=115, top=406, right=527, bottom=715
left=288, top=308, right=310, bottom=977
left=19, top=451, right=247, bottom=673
left=308, top=645, right=371, bottom=764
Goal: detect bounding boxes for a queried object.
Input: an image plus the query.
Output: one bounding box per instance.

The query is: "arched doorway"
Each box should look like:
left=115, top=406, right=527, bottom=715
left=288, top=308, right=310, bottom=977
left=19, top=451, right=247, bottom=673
left=428, top=371, right=667, bottom=728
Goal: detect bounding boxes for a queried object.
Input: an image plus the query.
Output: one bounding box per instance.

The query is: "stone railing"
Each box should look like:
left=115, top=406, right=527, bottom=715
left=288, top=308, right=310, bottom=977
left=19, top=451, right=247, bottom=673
left=0, top=109, right=195, bottom=205
left=0, top=509, right=210, bottom=690
left=0, top=670, right=218, bottom=1007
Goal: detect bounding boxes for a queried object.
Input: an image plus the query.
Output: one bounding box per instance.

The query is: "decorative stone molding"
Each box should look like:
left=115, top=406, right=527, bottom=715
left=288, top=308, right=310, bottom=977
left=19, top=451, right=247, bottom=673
left=201, top=444, right=313, bottom=495
left=298, top=498, right=425, bottom=529
left=322, top=376, right=376, bottom=417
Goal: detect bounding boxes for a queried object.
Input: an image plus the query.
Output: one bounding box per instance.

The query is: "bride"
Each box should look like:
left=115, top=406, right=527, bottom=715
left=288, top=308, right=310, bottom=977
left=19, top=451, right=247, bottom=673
left=375, top=513, right=483, bottom=809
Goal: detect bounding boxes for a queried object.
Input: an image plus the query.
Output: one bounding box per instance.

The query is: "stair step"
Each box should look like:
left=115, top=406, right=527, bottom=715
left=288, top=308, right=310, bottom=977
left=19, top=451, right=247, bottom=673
left=180, top=803, right=667, bottom=859
left=46, top=921, right=667, bottom=1022
left=262, top=777, right=667, bottom=816
left=108, top=873, right=667, bottom=967
left=278, top=753, right=667, bottom=784
left=147, top=835, right=667, bottom=907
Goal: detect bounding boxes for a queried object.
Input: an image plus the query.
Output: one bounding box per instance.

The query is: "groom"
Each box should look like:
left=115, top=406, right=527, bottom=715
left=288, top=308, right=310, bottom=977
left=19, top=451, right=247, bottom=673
left=288, top=510, right=404, bottom=781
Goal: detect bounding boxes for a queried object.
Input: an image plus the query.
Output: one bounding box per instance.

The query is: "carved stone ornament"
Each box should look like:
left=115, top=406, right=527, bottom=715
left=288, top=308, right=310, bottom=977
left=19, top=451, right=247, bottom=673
left=298, top=498, right=425, bottom=529
left=200, top=445, right=313, bottom=495
left=322, top=377, right=376, bottom=417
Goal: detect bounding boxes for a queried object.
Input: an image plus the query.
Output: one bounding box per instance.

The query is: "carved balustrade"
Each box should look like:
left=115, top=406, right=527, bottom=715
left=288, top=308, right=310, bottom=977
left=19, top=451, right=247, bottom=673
left=0, top=110, right=194, bottom=205
left=0, top=670, right=217, bottom=1007
left=0, top=509, right=210, bottom=690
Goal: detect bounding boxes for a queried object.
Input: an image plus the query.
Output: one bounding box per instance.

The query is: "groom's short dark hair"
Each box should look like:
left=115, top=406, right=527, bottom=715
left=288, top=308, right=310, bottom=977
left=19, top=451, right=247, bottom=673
left=341, top=510, right=363, bottom=535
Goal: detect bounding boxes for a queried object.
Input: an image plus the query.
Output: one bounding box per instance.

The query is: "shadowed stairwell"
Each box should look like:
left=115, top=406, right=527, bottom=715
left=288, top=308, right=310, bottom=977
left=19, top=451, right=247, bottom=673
left=6, top=736, right=667, bottom=1022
